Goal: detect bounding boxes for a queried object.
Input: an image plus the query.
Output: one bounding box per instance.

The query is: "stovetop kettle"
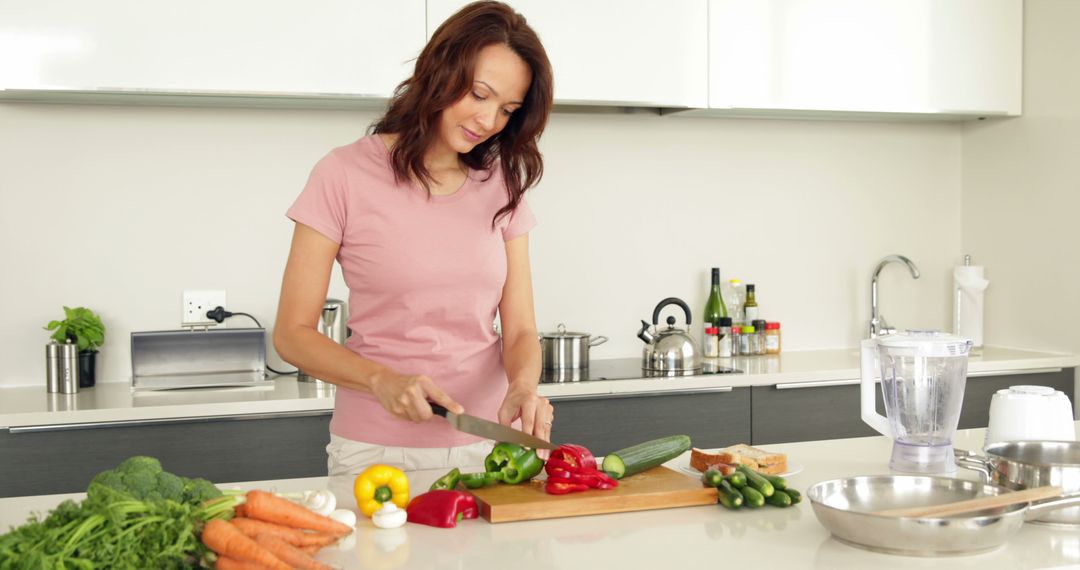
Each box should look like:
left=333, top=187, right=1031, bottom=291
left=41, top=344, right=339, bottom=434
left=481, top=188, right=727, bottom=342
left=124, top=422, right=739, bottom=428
left=638, top=297, right=702, bottom=374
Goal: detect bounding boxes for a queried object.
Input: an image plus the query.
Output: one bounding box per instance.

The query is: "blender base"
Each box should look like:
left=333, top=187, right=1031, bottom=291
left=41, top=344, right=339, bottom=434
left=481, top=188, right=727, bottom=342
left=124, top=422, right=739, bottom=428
left=889, top=442, right=956, bottom=474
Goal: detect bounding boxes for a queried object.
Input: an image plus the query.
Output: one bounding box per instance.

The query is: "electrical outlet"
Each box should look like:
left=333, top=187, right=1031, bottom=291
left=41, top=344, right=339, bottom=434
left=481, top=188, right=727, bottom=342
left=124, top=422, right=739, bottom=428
left=182, top=290, right=227, bottom=327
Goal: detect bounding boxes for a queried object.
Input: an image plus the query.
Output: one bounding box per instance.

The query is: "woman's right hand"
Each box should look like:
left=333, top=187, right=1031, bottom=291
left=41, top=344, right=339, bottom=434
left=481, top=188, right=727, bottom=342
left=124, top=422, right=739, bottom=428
left=369, top=371, right=465, bottom=423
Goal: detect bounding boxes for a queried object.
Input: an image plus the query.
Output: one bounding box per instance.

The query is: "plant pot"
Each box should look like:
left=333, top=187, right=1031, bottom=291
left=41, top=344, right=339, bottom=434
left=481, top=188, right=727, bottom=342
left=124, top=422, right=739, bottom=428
left=78, top=350, right=98, bottom=388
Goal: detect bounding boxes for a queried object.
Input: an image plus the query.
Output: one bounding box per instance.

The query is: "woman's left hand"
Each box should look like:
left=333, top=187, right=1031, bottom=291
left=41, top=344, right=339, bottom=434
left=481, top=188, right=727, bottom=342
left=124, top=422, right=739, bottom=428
left=498, top=385, right=554, bottom=444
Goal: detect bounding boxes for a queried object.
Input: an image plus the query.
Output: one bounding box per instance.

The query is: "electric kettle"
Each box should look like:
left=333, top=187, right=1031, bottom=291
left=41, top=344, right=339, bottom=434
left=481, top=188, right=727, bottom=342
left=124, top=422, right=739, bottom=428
left=638, top=297, right=702, bottom=374
left=298, top=298, right=349, bottom=383
left=861, top=330, right=972, bottom=473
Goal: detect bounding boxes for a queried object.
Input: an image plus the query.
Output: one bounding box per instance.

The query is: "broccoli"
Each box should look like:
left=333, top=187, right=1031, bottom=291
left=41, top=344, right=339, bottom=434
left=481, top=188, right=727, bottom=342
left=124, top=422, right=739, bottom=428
left=86, top=455, right=221, bottom=507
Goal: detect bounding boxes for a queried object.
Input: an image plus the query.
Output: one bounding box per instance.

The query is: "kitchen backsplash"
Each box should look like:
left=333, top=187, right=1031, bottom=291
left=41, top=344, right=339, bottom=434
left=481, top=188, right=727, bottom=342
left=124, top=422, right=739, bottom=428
left=0, top=103, right=963, bottom=386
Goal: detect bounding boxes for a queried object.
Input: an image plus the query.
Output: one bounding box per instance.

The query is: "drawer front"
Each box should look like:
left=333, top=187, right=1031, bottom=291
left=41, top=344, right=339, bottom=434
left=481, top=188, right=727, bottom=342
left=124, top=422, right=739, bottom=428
left=752, top=382, right=884, bottom=445
left=550, top=387, right=751, bottom=456
left=0, top=412, right=331, bottom=498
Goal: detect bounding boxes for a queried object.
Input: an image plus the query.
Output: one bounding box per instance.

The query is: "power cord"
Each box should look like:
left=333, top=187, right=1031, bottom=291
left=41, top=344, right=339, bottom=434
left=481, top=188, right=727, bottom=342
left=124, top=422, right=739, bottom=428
left=206, top=306, right=297, bottom=376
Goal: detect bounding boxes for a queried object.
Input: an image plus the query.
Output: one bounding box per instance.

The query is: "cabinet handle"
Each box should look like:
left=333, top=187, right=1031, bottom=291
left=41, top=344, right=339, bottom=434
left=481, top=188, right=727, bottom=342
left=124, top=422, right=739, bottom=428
left=967, top=367, right=1061, bottom=378
left=547, top=386, right=734, bottom=402
left=7, top=410, right=332, bottom=434
left=775, top=379, right=862, bottom=390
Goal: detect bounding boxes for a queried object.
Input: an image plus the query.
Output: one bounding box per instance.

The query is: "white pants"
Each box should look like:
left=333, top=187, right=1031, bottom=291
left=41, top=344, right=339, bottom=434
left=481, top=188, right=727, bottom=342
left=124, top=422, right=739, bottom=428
left=326, top=434, right=495, bottom=476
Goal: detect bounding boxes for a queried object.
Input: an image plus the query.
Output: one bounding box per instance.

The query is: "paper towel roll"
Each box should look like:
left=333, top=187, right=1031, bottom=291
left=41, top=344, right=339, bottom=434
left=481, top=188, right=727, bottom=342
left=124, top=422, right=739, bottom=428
left=954, top=265, right=989, bottom=348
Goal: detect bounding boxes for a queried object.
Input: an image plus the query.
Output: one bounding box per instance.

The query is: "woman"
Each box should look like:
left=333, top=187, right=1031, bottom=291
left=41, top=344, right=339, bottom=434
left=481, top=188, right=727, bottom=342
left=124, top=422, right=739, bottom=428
left=274, top=1, right=555, bottom=475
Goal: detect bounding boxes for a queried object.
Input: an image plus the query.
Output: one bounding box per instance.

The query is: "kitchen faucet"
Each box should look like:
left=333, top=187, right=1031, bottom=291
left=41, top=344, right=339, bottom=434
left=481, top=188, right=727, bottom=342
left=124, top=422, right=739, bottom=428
left=869, top=254, right=921, bottom=338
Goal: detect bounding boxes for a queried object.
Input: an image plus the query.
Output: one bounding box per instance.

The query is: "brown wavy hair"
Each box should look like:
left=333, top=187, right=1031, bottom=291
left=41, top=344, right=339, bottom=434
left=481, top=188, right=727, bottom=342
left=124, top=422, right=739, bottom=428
left=371, top=1, right=554, bottom=227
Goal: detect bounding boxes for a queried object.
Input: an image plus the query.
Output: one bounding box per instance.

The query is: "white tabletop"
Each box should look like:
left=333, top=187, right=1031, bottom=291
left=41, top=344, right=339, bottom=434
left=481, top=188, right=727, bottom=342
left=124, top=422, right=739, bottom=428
left=4, top=424, right=1079, bottom=569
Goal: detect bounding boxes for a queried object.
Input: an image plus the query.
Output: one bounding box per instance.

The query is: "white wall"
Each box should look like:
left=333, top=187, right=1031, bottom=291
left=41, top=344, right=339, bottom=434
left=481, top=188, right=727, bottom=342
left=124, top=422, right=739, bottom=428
left=961, top=0, right=1080, bottom=355
left=0, top=103, right=963, bottom=387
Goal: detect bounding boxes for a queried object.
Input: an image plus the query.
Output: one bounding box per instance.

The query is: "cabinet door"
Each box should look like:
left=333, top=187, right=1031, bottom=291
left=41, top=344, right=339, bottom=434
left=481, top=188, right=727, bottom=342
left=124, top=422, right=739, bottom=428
left=709, top=0, right=1022, bottom=115
left=427, top=0, right=708, bottom=107
left=0, top=412, right=331, bottom=498
left=0, top=0, right=424, bottom=96
left=550, top=387, right=750, bottom=456
left=752, top=381, right=885, bottom=445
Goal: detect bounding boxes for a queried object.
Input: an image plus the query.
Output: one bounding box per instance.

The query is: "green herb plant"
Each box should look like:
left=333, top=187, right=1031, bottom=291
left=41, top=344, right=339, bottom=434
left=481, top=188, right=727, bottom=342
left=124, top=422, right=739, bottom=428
left=44, top=307, right=105, bottom=353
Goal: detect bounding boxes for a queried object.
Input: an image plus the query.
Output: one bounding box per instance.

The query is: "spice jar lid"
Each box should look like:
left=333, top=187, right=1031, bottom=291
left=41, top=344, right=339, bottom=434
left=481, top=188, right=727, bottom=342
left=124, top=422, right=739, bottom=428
left=705, top=327, right=718, bottom=334
left=766, top=322, right=781, bottom=330
left=741, top=326, right=756, bottom=333
left=752, top=319, right=767, bottom=329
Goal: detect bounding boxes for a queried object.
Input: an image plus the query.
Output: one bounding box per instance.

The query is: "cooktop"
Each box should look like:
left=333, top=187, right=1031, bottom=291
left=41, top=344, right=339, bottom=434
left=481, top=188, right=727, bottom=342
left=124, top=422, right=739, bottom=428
left=539, top=357, right=741, bottom=384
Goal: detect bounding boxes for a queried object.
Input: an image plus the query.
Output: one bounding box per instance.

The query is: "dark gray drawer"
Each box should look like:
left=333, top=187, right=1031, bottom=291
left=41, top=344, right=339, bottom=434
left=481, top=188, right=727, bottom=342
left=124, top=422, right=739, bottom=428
left=550, top=387, right=751, bottom=456
left=0, top=412, right=332, bottom=498
left=752, top=381, right=885, bottom=445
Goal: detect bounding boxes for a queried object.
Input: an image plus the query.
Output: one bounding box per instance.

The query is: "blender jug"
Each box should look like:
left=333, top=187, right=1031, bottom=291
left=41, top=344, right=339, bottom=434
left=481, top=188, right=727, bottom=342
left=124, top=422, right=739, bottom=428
left=860, top=330, right=972, bottom=473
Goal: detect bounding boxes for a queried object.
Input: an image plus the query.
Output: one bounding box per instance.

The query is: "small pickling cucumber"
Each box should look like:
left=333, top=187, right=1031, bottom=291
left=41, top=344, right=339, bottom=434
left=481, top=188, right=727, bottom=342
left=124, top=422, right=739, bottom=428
left=735, top=464, right=774, bottom=498
left=763, top=473, right=787, bottom=491
left=725, top=471, right=748, bottom=489
left=784, top=488, right=802, bottom=505
left=766, top=489, right=793, bottom=508
left=701, top=468, right=724, bottom=488
left=741, top=486, right=765, bottom=508
left=717, top=479, right=744, bottom=510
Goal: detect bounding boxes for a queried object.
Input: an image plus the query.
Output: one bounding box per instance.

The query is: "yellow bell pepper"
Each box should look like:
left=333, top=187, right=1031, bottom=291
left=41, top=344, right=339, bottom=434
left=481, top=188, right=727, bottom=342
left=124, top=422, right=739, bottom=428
left=354, top=464, right=410, bottom=517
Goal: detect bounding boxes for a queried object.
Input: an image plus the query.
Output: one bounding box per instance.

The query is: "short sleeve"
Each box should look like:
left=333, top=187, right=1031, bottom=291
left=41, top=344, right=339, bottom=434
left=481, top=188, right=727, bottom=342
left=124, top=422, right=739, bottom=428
left=501, top=196, right=537, bottom=242
left=285, top=152, right=349, bottom=244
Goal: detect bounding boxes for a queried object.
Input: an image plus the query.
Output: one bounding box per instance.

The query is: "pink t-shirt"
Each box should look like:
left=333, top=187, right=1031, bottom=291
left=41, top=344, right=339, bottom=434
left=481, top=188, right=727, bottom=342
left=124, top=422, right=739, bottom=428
left=286, top=135, right=536, bottom=447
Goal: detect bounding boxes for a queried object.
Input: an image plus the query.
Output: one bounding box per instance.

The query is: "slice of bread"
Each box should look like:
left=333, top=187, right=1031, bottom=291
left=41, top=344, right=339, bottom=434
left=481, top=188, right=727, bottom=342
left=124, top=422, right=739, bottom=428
left=689, top=444, right=787, bottom=475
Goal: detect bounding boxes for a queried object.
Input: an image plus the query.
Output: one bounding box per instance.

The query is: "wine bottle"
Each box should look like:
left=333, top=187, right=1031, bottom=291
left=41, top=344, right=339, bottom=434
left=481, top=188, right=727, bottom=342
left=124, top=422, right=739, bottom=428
left=704, top=268, right=728, bottom=327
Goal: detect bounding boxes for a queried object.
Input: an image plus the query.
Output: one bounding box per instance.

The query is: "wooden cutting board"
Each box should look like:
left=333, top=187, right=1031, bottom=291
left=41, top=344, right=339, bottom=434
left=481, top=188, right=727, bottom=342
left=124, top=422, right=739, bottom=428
left=468, top=466, right=718, bottom=523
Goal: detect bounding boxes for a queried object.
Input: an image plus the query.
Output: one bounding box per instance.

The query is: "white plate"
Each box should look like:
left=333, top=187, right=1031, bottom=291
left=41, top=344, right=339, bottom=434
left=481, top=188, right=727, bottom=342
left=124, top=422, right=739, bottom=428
left=679, top=461, right=803, bottom=478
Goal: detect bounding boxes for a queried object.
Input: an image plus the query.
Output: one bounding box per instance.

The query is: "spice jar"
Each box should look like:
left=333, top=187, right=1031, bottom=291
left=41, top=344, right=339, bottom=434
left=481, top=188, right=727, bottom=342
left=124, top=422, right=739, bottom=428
left=739, top=325, right=755, bottom=356
left=752, top=320, right=768, bottom=355
left=729, top=325, right=741, bottom=356
left=718, top=317, right=733, bottom=358
left=765, top=322, right=782, bottom=354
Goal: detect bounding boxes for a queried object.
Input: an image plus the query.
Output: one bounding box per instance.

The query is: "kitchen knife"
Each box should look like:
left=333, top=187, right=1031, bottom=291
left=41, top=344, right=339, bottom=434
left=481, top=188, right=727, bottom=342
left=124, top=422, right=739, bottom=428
left=430, top=403, right=558, bottom=450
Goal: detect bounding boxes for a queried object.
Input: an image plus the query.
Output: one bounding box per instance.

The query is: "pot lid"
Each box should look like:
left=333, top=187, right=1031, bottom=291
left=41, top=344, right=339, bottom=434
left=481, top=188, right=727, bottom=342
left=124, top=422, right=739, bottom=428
left=539, top=323, right=591, bottom=339
left=876, top=330, right=972, bottom=357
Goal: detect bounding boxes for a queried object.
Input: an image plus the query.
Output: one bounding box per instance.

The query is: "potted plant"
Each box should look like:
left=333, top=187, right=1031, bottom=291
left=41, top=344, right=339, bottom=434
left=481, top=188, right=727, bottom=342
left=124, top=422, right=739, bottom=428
left=44, top=306, right=105, bottom=387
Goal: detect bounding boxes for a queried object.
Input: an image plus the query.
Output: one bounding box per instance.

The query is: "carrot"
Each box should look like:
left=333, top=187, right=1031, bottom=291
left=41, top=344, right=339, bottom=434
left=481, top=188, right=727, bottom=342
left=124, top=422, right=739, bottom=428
left=201, top=518, right=291, bottom=570
left=231, top=517, right=338, bottom=548
left=234, top=503, right=249, bottom=518
left=214, top=556, right=271, bottom=570
left=244, top=490, right=352, bottom=536
left=300, top=545, right=320, bottom=555
left=255, top=533, right=334, bottom=570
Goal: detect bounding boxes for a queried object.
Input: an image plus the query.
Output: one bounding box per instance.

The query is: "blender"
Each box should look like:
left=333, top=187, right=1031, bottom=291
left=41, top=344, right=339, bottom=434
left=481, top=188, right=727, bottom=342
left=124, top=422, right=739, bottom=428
left=861, top=330, right=973, bottom=473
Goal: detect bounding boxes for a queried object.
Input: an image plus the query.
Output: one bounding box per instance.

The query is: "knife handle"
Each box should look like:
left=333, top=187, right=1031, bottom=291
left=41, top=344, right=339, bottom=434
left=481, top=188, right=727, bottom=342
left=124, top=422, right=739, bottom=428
left=429, top=402, right=449, bottom=418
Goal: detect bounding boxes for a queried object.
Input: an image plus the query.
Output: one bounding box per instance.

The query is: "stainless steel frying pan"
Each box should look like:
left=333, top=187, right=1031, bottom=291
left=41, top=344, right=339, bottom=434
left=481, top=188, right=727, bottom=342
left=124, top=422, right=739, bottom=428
left=808, top=475, right=1080, bottom=556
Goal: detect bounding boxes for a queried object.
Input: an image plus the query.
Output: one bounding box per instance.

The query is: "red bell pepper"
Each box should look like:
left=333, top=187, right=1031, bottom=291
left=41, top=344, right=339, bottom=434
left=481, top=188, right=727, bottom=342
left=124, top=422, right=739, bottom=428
left=406, top=490, right=478, bottom=528
left=543, top=443, right=618, bottom=495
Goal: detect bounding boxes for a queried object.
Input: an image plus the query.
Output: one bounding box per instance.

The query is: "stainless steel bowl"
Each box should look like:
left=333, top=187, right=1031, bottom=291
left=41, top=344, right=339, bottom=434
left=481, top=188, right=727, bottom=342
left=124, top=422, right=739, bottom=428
left=808, top=475, right=1080, bottom=556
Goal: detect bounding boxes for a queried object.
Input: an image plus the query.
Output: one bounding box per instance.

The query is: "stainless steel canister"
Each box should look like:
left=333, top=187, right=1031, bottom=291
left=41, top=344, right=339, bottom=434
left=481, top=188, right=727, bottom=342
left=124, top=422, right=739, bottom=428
left=298, top=298, right=349, bottom=383
left=46, top=339, right=80, bottom=394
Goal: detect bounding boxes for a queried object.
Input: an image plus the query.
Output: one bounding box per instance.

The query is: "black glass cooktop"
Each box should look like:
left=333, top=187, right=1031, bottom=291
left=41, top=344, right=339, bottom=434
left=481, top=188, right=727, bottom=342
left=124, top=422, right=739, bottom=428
left=539, top=357, right=741, bottom=384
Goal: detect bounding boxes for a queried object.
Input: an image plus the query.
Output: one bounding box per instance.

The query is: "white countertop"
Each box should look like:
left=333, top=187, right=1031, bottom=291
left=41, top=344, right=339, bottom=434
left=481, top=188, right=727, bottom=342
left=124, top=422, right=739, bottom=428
left=3, top=424, right=1078, bottom=569
left=1, top=346, right=1074, bottom=429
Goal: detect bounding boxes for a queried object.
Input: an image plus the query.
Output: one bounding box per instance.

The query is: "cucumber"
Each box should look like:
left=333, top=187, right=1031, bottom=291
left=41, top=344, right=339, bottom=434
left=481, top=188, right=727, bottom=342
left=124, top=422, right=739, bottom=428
left=725, top=471, right=748, bottom=489
left=701, top=468, right=724, bottom=488
left=601, top=435, right=692, bottom=480
left=735, top=465, right=774, bottom=498
left=784, top=488, right=802, bottom=505
left=763, top=473, right=787, bottom=490
left=766, top=489, right=793, bottom=508
left=741, top=486, right=765, bottom=508
left=717, top=480, right=744, bottom=510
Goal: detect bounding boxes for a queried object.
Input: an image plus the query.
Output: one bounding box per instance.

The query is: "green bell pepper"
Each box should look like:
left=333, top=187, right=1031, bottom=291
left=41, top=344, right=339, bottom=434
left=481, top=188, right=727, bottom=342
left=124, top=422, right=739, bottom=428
left=484, top=442, right=545, bottom=484
left=430, top=467, right=461, bottom=491
left=460, top=471, right=500, bottom=489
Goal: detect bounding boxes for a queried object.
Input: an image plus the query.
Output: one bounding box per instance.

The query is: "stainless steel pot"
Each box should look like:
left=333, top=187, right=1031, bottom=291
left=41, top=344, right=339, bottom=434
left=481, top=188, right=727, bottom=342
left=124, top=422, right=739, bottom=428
left=808, top=475, right=1080, bottom=556
left=538, top=324, right=607, bottom=370
left=957, top=441, right=1080, bottom=527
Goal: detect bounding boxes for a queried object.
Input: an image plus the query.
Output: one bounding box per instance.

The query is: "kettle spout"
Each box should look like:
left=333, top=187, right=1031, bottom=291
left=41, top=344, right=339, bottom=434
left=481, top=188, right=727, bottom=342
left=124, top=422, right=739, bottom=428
left=637, top=320, right=654, bottom=344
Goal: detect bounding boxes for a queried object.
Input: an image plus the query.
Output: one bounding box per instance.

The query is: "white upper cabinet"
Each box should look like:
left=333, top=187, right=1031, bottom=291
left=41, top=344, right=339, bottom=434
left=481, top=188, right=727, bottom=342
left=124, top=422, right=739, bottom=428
left=427, top=0, right=709, bottom=108
left=708, top=0, right=1023, bottom=116
left=0, top=0, right=425, bottom=97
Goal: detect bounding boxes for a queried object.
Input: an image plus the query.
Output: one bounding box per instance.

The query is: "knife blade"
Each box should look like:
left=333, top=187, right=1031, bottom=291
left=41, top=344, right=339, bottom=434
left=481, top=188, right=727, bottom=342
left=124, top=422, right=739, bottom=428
left=430, top=403, right=558, bottom=450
